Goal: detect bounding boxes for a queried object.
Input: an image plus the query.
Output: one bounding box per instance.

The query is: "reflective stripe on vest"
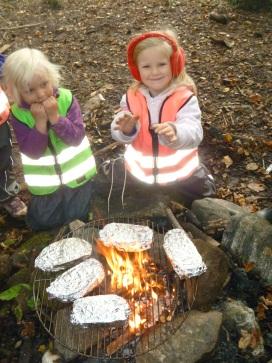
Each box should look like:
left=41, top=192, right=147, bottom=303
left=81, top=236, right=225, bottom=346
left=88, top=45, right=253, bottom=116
left=22, top=136, right=96, bottom=185
left=11, top=88, right=97, bottom=195
left=0, top=88, right=10, bottom=125
left=124, top=88, right=199, bottom=184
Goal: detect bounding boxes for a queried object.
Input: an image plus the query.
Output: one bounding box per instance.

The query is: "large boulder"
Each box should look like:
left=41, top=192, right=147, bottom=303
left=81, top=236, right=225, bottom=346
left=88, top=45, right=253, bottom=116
left=137, top=310, right=222, bottom=363
left=222, top=213, right=272, bottom=285
left=192, top=238, right=230, bottom=309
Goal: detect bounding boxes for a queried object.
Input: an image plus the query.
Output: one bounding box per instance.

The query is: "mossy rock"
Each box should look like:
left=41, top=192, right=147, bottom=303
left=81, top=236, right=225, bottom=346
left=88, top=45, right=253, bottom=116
left=7, top=267, right=31, bottom=287
left=12, top=232, right=55, bottom=269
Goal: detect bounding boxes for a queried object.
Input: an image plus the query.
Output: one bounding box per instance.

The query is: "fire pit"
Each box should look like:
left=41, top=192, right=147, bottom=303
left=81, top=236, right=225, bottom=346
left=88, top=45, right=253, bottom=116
left=33, top=217, right=197, bottom=360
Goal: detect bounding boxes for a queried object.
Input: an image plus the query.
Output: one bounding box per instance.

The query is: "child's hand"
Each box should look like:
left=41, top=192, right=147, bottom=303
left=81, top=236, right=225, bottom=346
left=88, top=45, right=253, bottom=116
left=30, top=103, right=47, bottom=133
left=152, top=123, right=177, bottom=142
left=114, top=113, right=139, bottom=136
left=43, top=96, right=59, bottom=124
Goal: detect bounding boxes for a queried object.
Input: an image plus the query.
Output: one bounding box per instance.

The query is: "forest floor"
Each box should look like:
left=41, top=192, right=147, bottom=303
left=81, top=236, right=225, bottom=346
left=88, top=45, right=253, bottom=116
left=0, top=0, right=271, bottom=362
left=1, top=0, right=271, bottom=213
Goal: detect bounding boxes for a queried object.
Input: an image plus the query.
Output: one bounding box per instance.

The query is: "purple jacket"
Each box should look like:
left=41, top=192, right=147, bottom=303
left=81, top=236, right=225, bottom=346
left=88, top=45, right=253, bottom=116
left=10, top=90, right=86, bottom=159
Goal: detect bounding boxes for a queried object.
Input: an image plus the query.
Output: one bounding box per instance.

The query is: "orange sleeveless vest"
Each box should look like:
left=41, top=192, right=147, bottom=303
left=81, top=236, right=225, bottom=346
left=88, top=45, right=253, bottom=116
left=124, top=87, right=200, bottom=184
left=0, top=87, right=9, bottom=125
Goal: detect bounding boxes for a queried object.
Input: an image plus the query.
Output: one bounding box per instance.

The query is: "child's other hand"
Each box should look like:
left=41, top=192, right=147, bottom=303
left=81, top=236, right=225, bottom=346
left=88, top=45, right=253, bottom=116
left=30, top=103, right=47, bottom=133
left=43, top=96, right=59, bottom=124
left=114, top=113, right=139, bottom=136
left=152, top=123, right=177, bottom=142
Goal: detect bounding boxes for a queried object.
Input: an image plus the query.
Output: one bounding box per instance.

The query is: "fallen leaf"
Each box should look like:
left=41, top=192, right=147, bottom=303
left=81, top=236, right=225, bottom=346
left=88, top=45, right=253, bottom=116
left=246, top=163, right=259, bottom=171
left=0, top=44, right=12, bottom=53
left=222, top=77, right=239, bottom=87
left=260, top=294, right=272, bottom=307
left=222, top=155, right=233, bottom=168
left=248, top=182, right=266, bottom=192
left=20, top=321, right=35, bottom=338
left=233, top=193, right=246, bottom=206
left=238, top=328, right=262, bottom=350
left=263, top=140, right=272, bottom=149
left=256, top=302, right=267, bottom=320
left=38, top=344, right=47, bottom=353
left=249, top=328, right=262, bottom=349
left=243, top=261, right=255, bottom=272
left=249, top=93, right=262, bottom=104
left=222, top=87, right=230, bottom=93
left=223, top=133, right=233, bottom=143
left=238, top=329, right=252, bottom=350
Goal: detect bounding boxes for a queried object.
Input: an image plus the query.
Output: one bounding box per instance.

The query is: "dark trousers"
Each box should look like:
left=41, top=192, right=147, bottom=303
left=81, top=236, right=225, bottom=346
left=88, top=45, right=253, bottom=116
left=26, top=179, right=95, bottom=231
left=99, top=156, right=216, bottom=207
left=0, top=122, right=19, bottom=202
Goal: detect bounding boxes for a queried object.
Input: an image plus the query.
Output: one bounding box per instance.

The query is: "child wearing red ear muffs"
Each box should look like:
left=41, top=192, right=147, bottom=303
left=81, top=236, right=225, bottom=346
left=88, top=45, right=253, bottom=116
left=110, top=29, right=216, bottom=205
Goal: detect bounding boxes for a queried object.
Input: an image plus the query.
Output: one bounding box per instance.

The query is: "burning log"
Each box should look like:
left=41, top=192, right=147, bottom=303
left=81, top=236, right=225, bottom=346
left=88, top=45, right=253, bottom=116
left=106, top=293, right=176, bottom=356
left=106, top=328, right=134, bottom=356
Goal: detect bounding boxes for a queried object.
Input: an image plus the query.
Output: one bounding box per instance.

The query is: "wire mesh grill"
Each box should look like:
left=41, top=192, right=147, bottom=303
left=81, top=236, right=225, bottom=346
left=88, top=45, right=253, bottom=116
left=33, top=217, right=196, bottom=360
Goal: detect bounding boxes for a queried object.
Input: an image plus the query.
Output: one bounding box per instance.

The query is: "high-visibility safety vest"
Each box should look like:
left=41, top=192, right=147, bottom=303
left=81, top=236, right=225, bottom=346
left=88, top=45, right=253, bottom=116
left=124, top=87, right=200, bottom=184
left=0, top=87, right=10, bottom=125
left=11, top=88, right=97, bottom=195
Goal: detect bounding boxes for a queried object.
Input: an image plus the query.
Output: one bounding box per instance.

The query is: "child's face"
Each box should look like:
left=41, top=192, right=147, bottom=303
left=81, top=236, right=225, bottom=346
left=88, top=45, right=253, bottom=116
left=137, top=45, right=172, bottom=96
left=20, top=72, right=53, bottom=105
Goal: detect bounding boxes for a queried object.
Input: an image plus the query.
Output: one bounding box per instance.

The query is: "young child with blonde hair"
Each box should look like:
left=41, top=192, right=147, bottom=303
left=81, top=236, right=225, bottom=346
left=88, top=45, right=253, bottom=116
left=110, top=29, right=215, bottom=204
left=0, top=54, right=27, bottom=218
left=2, top=48, right=97, bottom=230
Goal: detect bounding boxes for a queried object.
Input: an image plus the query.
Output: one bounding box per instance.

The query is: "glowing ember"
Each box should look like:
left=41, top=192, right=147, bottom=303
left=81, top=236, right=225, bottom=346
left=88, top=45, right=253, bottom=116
left=96, top=240, right=171, bottom=332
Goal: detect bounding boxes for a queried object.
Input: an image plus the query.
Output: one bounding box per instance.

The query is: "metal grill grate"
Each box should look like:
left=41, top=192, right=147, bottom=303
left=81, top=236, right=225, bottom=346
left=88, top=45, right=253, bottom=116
left=33, top=217, right=196, bottom=360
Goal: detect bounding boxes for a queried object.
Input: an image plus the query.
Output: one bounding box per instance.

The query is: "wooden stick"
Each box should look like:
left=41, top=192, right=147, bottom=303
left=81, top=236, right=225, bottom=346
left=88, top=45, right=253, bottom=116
left=165, top=206, right=183, bottom=229
left=185, top=277, right=198, bottom=309
left=94, top=141, right=121, bottom=157
left=165, top=206, right=220, bottom=247
left=181, top=222, right=220, bottom=247
left=0, top=22, right=44, bottom=31
left=106, top=329, right=134, bottom=356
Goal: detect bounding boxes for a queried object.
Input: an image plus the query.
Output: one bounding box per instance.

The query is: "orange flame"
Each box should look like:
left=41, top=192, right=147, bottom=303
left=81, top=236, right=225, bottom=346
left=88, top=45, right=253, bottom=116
left=96, top=240, right=163, bottom=332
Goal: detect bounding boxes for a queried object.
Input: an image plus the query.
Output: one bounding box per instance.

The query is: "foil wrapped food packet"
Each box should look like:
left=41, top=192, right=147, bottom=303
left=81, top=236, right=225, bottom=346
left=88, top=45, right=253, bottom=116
left=35, top=237, right=92, bottom=272
left=163, top=228, right=207, bottom=278
left=46, top=258, right=105, bottom=302
left=99, top=223, right=153, bottom=252
left=70, top=294, right=131, bottom=327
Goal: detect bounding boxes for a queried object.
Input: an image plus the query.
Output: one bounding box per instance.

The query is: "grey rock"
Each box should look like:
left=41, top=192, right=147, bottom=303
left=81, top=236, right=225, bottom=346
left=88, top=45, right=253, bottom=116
left=191, top=198, right=247, bottom=229
left=192, top=238, right=230, bottom=309
left=137, top=310, right=222, bottom=363
left=222, top=213, right=272, bottom=285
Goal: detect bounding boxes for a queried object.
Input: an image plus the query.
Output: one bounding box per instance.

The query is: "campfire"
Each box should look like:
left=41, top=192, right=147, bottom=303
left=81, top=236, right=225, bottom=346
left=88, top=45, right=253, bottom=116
left=33, top=218, right=195, bottom=360
left=96, top=239, right=177, bottom=353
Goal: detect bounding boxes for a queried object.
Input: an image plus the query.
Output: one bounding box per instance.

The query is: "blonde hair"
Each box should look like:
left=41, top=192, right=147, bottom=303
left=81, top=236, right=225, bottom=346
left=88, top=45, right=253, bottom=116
left=130, top=29, right=197, bottom=95
left=2, top=48, right=62, bottom=104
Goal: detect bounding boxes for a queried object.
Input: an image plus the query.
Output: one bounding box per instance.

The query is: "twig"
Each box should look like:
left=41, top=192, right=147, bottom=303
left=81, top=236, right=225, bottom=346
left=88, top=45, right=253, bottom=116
left=0, top=22, right=44, bottom=31
left=165, top=206, right=183, bottom=229
left=165, top=206, right=220, bottom=247
left=94, top=141, right=121, bottom=157
left=181, top=222, right=220, bottom=248
left=106, top=329, right=134, bottom=356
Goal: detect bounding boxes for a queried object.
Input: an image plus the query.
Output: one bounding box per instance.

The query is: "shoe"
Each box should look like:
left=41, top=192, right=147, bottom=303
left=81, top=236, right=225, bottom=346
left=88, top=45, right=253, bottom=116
left=2, top=196, right=27, bottom=218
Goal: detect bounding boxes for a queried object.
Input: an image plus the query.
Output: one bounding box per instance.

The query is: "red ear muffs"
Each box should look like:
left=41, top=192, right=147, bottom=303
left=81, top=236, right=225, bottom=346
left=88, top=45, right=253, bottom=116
left=127, top=32, right=185, bottom=81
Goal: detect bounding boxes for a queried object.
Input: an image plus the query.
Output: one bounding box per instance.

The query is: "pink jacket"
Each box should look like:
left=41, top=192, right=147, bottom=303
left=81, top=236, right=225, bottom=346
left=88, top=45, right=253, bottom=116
left=0, top=86, right=9, bottom=125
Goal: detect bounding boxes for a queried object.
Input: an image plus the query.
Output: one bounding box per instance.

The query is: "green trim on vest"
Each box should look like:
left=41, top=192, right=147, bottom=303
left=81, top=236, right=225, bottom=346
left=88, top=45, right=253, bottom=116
left=11, top=88, right=96, bottom=195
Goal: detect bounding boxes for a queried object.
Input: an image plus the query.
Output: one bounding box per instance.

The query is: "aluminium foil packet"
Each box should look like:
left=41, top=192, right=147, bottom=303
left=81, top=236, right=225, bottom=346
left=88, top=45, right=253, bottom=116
left=163, top=228, right=207, bottom=278
left=46, top=258, right=105, bottom=302
left=35, top=237, right=92, bottom=272
left=70, top=294, right=131, bottom=327
left=99, top=223, right=153, bottom=252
